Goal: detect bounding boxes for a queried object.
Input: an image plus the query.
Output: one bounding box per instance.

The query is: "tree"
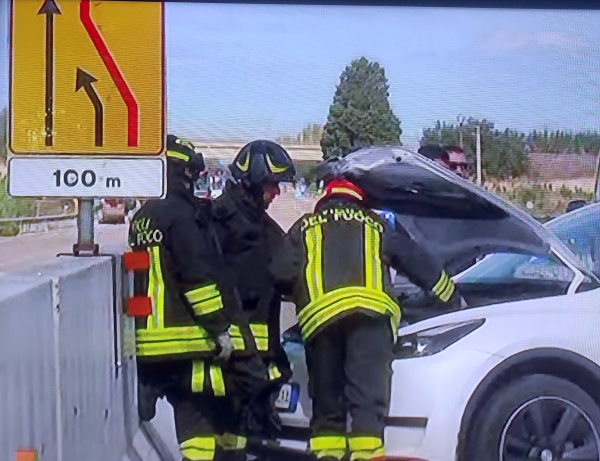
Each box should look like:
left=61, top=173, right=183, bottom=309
left=320, top=57, right=402, bottom=159
left=0, top=107, right=7, bottom=162
left=421, top=117, right=529, bottom=179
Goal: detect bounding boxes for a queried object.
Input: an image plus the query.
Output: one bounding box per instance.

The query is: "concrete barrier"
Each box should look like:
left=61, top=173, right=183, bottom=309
left=0, top=254, right=176, bottom=461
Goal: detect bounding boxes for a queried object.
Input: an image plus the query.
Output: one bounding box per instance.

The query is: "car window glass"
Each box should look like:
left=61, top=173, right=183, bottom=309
left=457, top=252, right=574, bottom=284
left=547, top=205, right=600, bottom=274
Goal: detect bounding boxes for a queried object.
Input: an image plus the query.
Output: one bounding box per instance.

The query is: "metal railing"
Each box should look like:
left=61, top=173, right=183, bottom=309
left=0, top=212, right=78, bottom=235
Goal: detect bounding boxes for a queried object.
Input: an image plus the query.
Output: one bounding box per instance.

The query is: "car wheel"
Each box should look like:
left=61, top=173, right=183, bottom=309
left=463, top=374, right=600, bottom=461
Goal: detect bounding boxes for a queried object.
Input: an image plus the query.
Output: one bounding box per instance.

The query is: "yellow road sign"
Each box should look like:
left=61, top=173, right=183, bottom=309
left=9, top=0, right=165, bottom=156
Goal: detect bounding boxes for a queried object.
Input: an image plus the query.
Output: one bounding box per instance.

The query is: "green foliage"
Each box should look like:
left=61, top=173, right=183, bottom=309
left=0, top=175, right=37, bottom=236
left=421, top=117, right=529, bottom=180
left=527, top=129, right=600, bottom=154
left=321, top=57, right=402, bottom=159
left=485, top=180, right=594, bottom=220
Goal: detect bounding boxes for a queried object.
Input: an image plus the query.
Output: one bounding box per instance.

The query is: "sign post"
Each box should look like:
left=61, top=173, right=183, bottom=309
left=8, top=0, right=166, bottom=254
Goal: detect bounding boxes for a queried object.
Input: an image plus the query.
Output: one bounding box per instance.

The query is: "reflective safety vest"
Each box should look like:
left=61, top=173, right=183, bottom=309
left=296, top=206, right=402, bottom=342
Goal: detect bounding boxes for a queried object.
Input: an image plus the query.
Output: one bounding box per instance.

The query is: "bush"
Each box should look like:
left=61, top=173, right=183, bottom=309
left=0, top=175, right=37, bottom=237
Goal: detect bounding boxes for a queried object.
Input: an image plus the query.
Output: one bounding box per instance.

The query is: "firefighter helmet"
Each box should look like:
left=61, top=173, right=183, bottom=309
left=229, top=140, right=296, bottom=185
left=166, top=134, right=205, bottom=181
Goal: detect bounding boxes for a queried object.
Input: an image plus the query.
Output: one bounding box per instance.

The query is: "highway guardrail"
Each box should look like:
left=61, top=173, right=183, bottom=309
left=0, top=213, right=78, bottom=236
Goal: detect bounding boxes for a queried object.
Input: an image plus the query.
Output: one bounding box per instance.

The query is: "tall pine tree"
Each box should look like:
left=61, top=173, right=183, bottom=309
left=320, top=57, right=402, bottom=159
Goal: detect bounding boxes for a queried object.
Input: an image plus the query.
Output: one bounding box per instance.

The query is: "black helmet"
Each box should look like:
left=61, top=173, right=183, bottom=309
left=229, top=140, right=296, bottom=185
left=315, top=156, right=343, bottom=185
left=166, top=134, right=205, bottom=181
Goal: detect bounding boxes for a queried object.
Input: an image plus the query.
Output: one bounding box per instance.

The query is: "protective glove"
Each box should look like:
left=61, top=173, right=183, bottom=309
left=137, top=380, right=161, bottom=422
left=215, top=332, right=234, bottom=363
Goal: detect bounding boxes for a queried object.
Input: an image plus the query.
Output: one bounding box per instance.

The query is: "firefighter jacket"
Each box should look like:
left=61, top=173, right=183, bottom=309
left=211, top=179, right=292, bottom=383
left=270, top=199, right=461, bottom=343
left=128, top=178, right=236, bottom=363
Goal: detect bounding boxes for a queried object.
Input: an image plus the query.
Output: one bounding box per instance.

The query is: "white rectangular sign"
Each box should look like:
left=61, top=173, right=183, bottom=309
left=8, top=157, right=166, bottom=198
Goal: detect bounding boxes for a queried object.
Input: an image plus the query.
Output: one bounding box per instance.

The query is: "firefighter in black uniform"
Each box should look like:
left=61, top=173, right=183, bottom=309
left=129, top=134, right=253, bottom=461
left=270, top=173, right=464, bottom=461
left=210, top=140, right=297, bottom=445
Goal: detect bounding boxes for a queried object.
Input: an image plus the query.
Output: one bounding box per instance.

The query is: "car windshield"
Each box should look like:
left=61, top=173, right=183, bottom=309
left=456, top=203, right=600, bottom=284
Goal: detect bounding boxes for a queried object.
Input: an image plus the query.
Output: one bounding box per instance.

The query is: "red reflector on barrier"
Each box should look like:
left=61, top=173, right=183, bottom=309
left=16, top=450, right=38, bottom=461
left=128, top=296, right=152, bottom=317
left=124, top=251, right=150, bottom=271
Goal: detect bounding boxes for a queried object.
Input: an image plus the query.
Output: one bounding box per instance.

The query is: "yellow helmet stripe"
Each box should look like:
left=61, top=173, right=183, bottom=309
left=167, top=150, right=190, bottom=162
left=266, top=155, right=288, bottom=174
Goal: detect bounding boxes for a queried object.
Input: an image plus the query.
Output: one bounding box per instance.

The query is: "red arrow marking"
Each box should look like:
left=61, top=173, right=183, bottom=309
left=80, top=0, right=139, bottom=147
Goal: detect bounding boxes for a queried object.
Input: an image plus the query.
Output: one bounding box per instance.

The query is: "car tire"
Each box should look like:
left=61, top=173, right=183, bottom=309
left=462, top=373, right=600, bottom=461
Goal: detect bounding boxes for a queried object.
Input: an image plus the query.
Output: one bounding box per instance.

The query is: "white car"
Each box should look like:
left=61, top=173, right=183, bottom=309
left=259, top=147, right=600, bottom=461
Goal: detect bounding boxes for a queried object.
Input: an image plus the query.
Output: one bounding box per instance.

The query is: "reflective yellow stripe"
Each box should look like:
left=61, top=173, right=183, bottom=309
left=146, top=247, right=164, bottom=330
left=136, top=339, right=216, bottom=357
left=298, top=286, right=400, bottom=341
left=268, top=364, right=282, bottom=380
left=348, top=436, right=384, bottom=460
left=432, top=272, right=450, bottom=296
left=298, top=287, right=399, bottom=326
left=432, top=271, right=455, bottom=303
left=210, top=365, right=226, bottom=396
left=330, top=187, right=363, bottom=201
left=191, top=361, right=205, bottom=393
left=185, top=284, right=224, bottom=316
left=301, top=294, right=399, bottom=341
left=167, top=150, right=190, bottom=162
left=227, top=325, right=246, bottom=350
left=215, top=433, right=247, bottom=450
left=185, top=284, right=221, bottom=304
left=180, top=436, right=215, bottom=461
left=191, top=296, right=224, bottom=317
left=250, top=323, right=269, bottom=351
left=364, top=224, right=383, bottom=291
left=310, top=435, right=347, bottom=450
left=136, top=325, right=217, bottom=357
left=304, top=225, right=324, bottom=301
left=350, top=447, right=385, bottom=461
left=439, top=279, right=455, bottom=302
left=228, top=324, right=269, bottom=351
left=137, top=325, right=214, bottom=341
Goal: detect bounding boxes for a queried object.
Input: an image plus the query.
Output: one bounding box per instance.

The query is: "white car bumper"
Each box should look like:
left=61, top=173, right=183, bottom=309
left=275, top=347, right=499, bottom=461
left=385, top=348, right=498, bottom=461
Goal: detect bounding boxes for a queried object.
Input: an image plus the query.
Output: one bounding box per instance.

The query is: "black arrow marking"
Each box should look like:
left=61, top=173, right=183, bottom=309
left=76, top=68, right=104, bottom=147
left=38, top=0, right=61, bottom=147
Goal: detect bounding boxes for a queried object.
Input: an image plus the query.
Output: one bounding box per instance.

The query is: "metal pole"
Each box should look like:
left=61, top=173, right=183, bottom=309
left=476, top=125, right=482, bottom=185
left=74, top=198, right=98, bottom=255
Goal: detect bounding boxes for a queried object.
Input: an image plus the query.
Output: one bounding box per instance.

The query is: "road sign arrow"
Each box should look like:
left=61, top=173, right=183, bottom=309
left=80, top=0, right=139, bottom=147
left=76, top=68, right=104, bottom=147
left=38, top=0, right=61, bottom=147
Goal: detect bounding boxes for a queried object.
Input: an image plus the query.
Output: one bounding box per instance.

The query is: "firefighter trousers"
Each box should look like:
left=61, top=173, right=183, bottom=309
left=137, top=360, right=251, bottom=461
left=304, top=312, right=394, bottom=461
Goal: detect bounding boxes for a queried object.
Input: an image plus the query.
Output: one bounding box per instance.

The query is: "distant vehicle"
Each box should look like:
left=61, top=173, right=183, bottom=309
left=98, top=198, right=127, bottom=224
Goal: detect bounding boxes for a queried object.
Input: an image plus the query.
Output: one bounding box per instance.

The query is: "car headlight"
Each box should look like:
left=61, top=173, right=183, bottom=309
left=394, top=319, right=485, bottom=359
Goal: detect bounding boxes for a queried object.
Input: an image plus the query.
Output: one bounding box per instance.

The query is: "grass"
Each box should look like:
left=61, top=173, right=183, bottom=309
left=484, top=177, right=595, bottom=221
left=0, top=175, right=37, bottom=236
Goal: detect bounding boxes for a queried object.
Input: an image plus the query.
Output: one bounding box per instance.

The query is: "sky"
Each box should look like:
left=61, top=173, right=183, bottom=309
left=2, top=2, right=600, bottom=148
